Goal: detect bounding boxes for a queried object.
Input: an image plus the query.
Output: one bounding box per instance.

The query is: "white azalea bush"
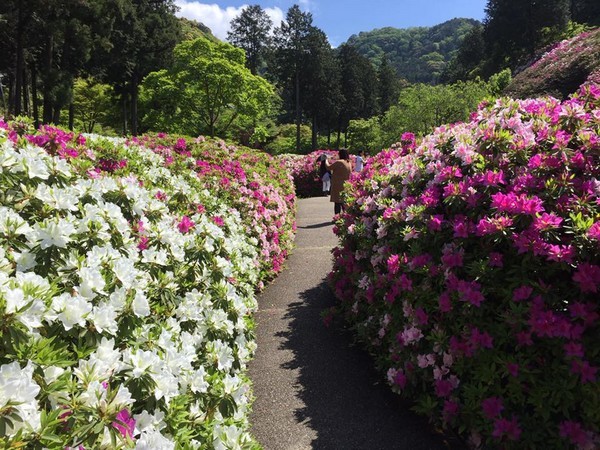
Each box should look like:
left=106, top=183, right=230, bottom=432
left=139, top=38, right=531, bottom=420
left=0, top=121, right=290, bottom=449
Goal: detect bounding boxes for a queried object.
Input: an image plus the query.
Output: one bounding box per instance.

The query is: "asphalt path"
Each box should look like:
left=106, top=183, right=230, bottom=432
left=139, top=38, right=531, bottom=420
left=248, top=196, right=463, bottom=450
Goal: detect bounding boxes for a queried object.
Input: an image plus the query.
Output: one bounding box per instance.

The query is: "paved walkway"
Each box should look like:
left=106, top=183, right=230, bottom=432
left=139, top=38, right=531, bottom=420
left=249, top=197, right=461, bottom=450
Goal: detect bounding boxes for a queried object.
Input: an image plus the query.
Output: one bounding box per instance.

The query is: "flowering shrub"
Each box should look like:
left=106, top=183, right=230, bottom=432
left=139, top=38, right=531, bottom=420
left=279, top=150, right=352, bottom=197
left=506, top=28, right=600, bottom=99
left=0, top=121, right=294, bottom=448
left=127, top=133, right=296, bottom=281
left=330, top=84, right=600, bottom=448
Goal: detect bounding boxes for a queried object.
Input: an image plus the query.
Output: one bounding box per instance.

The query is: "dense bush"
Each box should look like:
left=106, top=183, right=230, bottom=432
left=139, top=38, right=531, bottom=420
left=330, top=85, right=600, bottom=448
left=506, top=28, right=600, bottom=99
left=0, top=121, right=294, bottom=449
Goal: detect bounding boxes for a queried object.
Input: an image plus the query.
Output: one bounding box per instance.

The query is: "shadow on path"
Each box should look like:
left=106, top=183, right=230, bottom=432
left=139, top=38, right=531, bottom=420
left=297, top=221, right=334, bottom=230
left=276, top=280, right=463, bottom=450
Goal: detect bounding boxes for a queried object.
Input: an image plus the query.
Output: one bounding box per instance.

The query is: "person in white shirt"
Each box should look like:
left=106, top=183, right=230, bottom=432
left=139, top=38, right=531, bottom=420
left=354, top=150, right=365, bottom=172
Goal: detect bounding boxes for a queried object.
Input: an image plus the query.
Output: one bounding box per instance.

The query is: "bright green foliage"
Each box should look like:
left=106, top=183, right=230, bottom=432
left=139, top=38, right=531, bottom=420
left=265, top=123, right=313, bottom=155
left=140, top=36, right=277, bottom=137
left=381, top=80, right=491, bottom=139
left=72, top=78, right=114, bottom=133
left=347, top=117, right=384, bottom=154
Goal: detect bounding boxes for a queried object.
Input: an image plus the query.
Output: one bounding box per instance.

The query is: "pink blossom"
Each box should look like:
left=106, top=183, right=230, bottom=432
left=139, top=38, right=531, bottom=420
left=559, top=421, right=593, bottom=448
left=438, top=291, right=452, bottom=313
left=573, top=263, right=600, bottom=293
left=481, top=397, right=504, bottom=419
left=571, top=360, right=598, bottom=383
left=434, top=379, right=454, bottom=398
left=212, top=216, right=225, bottom=227
left=533, top=213, right=563, bottom=231
left=512, top=285, right=533, bottom=302
left=178, top=216, right=195, bottom=233
left=492, top=416, right=522, bottom=441
left=588, top=222, right=600, bottom=241
left=488, top=252, right=503, bottom=267
left=137, top=236, right=149, bottom=251
left=564, top=341, right=584, bottom=358
left=506, top=362, right=519, bottom=377
left=442, top=400, right=459, bottom=421
left=112, top=409, right=135, bottom=439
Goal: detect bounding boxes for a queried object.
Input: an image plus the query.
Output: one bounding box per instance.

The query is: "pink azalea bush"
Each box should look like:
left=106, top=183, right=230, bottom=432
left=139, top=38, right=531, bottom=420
left=506, top=28, right=600, bottom=99
left=330, top=84, right=600, bottom=448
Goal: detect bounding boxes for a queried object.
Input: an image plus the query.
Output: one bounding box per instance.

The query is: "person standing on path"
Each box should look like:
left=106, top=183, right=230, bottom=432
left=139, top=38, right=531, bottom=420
left=318, top=154, right=331, bottom=196
left=354, top=150, right=365, bottom=172
left=326, top=148, right=352, bottom=215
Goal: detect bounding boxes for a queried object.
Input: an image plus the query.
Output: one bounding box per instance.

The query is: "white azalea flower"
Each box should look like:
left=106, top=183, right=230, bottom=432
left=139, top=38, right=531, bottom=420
left=134, top=409, right=167, bottom=433
left=135, top=430, right=175, bottom=450
left=29, top=217, right=76, bottom=249
left=189, top=366, right=209, bottom=394
left=0, top=361, right=41, bottom=437
left=210, top=340, right=234, bottom=372
left=77, top=266, right=105, bottom=299
left=124, top=349, right=160, bottom=378
left=51, top=293, right=92, bottom=330
left=11, top=249, right=37, bottom=271
left=89, top=303, right=119, bottom=334
left=132, top=290, right=150, bottom=317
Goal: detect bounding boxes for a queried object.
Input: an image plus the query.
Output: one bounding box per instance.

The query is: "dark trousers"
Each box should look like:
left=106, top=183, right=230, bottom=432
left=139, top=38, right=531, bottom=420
left=334, top=202, right=343, bottom=215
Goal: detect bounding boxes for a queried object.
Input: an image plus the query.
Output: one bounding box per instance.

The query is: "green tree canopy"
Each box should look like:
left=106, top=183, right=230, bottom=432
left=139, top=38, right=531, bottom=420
left=141, top=36, right=277, bottom=137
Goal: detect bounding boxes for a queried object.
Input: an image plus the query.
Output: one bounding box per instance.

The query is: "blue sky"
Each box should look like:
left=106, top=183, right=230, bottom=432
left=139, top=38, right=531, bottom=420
left=175, top=0, right=488, bottom=46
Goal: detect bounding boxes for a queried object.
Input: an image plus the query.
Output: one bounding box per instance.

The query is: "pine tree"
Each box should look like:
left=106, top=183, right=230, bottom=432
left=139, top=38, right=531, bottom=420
left=377, top=56, right=400, bottom=114
left=227, top=5, right=272, bottom=75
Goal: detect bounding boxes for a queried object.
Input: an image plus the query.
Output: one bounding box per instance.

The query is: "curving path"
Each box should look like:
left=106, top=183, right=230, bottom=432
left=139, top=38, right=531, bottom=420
left=248, top=197, right=462, bottom=450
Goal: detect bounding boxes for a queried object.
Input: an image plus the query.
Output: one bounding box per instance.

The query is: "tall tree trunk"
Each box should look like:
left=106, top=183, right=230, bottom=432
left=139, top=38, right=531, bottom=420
left=0, top=76, right=6, bottom=115
left=42, top=34, right=54, bottom=124
left=7, top=75, right=15, bottom=117
left=344, top=128, right=348, bottom=147
left=311, top=113, right=317, bottom=151
left=122, top=94, right=128, bottom=135
left=295, top=69, right=301, bottom=153
left=52, top=107, right=60, bottom=125
left=68, top=103, right=74, bottom=130
left=22, top=68, right=30, bottom=115
left=131, top=73, right=138, bottom=136
left=336, top=116, right=342, bottom=149
left=327, top=126, right=331, bottom=147
left=14, top=0, right=24, bottom=116
left=31, top=65, right=39, bottom=128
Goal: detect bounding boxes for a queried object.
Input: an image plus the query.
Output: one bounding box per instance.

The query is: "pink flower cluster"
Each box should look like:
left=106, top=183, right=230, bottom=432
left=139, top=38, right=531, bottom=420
left=330, top=84, right=600, bottom=448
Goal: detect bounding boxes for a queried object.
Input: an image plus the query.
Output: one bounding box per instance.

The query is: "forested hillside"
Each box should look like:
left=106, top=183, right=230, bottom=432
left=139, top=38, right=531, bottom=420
left=345, top=18, right=479, bottom=84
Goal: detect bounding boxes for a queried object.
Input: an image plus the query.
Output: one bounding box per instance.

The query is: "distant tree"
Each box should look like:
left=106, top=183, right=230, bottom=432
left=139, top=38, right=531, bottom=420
left=337, top=44, right=379, bottom=146
left=72, top=77, right=113, bottom=133
left=272, top=5, right=315, bottom=152
left=347, top=117, right=383, bottom=153
left=141, top=36, right=276, bottom=137
left=484, top=0, right=570, bottom=73
left=99, top=0, right=181, bottom=135
left=300, top=29, right=342, bottom=150
left=227, top=5, right=273, bottom=75
left=377, top=56, right=400, bottom=113
left=571, top=0, right=600, bottom=26
left=441, top=24, right=486, bottom=82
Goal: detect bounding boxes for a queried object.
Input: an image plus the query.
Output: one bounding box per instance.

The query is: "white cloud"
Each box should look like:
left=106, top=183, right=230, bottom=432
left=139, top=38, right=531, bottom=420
left=174, top=1, right=285, bottom=41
